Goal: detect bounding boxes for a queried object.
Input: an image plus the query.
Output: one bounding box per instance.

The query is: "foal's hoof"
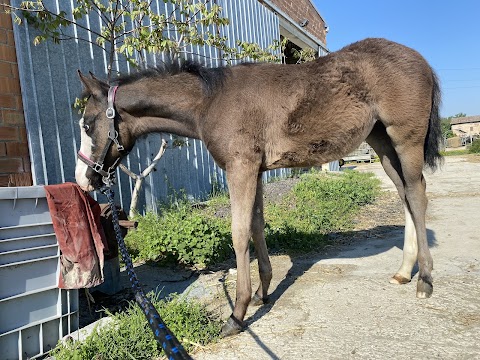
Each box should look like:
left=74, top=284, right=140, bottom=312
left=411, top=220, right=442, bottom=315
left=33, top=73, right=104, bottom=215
left=416, top=278, right=433, bottom=299
left=220, top=315, right=244, bottom=338
left=250, top=294, right=269, bottom=306
left=389, top=273, right=411, bottom=285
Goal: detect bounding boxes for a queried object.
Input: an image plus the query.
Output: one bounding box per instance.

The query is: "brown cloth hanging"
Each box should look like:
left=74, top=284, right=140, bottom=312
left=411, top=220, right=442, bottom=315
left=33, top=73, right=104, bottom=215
left=44, top=182, right=107, bottom=289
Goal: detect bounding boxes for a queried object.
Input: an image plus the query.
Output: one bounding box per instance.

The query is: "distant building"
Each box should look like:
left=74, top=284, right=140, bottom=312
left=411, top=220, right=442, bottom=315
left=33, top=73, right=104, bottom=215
left=450, top=115, right=480, bottom=137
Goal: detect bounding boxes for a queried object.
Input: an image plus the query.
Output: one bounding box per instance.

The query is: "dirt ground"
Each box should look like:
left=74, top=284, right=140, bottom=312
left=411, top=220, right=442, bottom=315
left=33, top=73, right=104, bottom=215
left=190, top=155, right=480, bottom=360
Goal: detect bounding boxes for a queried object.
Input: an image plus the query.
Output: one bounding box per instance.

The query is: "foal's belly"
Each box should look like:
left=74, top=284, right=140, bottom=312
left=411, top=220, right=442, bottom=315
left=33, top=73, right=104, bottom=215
left=264, top=134, right=365, bottom=170
left=265, top=148, right=342, bottom=169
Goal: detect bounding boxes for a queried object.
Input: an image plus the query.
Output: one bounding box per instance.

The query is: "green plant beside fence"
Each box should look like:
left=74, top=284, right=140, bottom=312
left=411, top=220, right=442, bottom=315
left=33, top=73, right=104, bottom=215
left=265, top=170, right=380, bottom=253
left=51, top=293, right=222, bottom=360
left=126, top=170, right=381, bottom=265
left=125, top=196, right=232, bottom=267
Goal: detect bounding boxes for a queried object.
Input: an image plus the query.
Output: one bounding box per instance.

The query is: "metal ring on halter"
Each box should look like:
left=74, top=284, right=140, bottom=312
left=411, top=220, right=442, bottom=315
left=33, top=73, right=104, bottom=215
left=108, top=130, right=118, bottom=141
left=106, top=86, right=118, bottom=119
left=101, top=171, right=115, bottom=186
left=106, top=107, right=115, bottom=119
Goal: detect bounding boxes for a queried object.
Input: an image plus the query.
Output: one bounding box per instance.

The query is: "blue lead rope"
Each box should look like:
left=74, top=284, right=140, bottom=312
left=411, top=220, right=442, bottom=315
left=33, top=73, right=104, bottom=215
left=102, top=187, right=193, bottom=360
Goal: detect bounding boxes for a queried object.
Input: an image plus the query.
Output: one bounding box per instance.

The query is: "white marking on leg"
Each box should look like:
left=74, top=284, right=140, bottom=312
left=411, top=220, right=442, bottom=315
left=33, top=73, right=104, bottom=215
left=75, top=117, right=94, bottom=191
left=390, top=205, right=418, bottom=284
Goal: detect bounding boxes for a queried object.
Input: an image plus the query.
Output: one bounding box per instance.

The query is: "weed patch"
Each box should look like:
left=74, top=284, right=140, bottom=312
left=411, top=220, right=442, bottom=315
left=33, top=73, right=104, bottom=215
left=126, top=199, right=232, bottom=267
left=126, top=170, right=381, bottom=263
left=441, top=149, right=468, bottom=156
left=469, top=139, right=480, bottom=154
left=51, top=294, right=221, bottom=359
left=264, top=170, right=381, bottom=253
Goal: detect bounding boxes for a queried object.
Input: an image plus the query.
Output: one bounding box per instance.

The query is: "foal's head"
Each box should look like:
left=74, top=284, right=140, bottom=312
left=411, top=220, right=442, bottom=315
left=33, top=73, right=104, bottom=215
left=75, top=72, right=134, bottom=191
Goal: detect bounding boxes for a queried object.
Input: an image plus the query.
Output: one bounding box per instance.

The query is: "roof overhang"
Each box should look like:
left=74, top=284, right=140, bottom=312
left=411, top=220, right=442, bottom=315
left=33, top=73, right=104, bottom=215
left=260, top=0, right=329, bottom=54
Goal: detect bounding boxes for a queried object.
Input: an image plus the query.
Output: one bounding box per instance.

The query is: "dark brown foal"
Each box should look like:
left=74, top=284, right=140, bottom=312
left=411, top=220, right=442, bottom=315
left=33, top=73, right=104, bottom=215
left=75, top=38, right=442, bottom=337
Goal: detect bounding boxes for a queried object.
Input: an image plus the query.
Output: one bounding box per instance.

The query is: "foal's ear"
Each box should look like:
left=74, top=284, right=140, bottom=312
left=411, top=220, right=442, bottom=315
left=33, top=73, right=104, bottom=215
left=88, top=71, right=105, bottom=83
left=77, top=70, right=108, bottom=99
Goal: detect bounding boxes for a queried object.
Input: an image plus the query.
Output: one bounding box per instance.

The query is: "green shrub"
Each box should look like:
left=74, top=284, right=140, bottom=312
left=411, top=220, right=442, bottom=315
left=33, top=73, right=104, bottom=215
left=469, top=139, right=480, bottom=154
left=126, top=170, right=381, bottom=262
left=126, top=199, right=232, bottom=267
left=51, top=293, right=222, bottom=359
left=264, top=170, right=380, bottom=253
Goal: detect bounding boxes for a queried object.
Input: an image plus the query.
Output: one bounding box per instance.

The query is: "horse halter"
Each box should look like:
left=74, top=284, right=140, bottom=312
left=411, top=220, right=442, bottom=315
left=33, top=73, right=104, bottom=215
left=77, top=85, right=127, bottom=186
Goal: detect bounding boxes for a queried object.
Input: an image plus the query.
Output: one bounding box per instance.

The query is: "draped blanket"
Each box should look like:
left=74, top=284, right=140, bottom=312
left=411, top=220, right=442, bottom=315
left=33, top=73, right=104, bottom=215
left=44, top=183, right=107, bottom=289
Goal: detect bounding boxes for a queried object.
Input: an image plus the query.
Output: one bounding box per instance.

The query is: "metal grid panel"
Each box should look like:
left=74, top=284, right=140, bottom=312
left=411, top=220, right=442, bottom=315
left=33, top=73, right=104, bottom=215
left=0, top=186, right=79, bottom=359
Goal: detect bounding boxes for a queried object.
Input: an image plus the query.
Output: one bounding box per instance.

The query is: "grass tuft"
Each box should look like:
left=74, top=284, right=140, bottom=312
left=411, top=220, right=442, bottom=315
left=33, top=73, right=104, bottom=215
left=51, top=293, right=222, bottom=360
left=469, top=139, right=480, bottom=154
left=440, top=149, right=469, bottom=156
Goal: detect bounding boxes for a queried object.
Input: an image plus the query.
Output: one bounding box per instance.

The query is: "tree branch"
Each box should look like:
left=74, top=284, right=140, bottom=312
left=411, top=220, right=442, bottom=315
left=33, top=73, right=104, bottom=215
left=89, top=0, right=111, bottom=25
left=120, top=139, right=168, bottom=218
left=4, top=4, right=107, bottom=40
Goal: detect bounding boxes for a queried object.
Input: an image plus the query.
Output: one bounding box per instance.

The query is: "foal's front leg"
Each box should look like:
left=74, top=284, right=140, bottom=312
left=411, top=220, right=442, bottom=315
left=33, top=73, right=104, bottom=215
left=220, top=160, right=260, bottom=337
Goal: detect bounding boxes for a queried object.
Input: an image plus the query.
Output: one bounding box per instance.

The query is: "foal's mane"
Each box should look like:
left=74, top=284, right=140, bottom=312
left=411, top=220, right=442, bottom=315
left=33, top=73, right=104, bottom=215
left=114, top=60, right=227, bottom=94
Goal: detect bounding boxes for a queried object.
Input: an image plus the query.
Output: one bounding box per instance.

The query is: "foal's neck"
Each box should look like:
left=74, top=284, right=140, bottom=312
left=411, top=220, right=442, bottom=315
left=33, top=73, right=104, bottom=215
left=117, top=73, right=207, bottom=139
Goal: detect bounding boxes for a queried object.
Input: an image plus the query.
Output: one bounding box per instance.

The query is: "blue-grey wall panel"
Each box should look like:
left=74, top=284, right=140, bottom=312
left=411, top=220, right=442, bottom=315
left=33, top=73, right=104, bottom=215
left=12, top=0, right=319, bottom=213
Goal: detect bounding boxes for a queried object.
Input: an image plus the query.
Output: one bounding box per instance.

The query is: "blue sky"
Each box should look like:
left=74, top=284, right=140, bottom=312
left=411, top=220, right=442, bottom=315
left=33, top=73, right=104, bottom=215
left=312, top=1, right=480, bottom=118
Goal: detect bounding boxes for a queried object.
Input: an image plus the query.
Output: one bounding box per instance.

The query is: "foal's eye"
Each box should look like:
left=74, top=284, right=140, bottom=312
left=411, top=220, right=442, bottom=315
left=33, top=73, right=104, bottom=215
left=83, top=124, right=90, bottom=132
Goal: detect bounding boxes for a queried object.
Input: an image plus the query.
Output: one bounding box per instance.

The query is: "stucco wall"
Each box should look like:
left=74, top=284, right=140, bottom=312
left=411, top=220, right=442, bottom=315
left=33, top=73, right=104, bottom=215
left=452, top=123, right=480, bottom=137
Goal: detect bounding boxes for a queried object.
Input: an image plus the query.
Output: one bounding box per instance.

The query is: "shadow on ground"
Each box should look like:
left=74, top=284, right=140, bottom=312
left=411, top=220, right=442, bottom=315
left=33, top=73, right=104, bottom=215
left=215, top=225, right=437, bottom=359
left=79, top=224, right=437, bottom=333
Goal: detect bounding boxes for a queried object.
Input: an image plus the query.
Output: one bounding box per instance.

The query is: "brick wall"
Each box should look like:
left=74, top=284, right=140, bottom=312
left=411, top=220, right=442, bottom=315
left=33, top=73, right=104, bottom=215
left=0, top=3, right=32, bottom=187
left=265, top=0, right=327, bottom=44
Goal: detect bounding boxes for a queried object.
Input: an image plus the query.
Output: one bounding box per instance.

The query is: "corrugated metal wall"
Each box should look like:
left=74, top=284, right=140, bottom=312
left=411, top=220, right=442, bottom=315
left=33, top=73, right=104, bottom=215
left=11, top=0, right=320, bottom=213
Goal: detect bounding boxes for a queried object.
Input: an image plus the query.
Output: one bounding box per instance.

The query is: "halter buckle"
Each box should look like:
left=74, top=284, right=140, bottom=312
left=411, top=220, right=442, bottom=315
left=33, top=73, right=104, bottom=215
left=108, top=130, right=125, bottom=152
left=93, top=162, right=104, bottom=173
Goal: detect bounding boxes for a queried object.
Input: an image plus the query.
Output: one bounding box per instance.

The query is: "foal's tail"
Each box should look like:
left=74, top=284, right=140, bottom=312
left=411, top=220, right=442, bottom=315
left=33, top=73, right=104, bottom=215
left=424, top=69, right=443, bottom=171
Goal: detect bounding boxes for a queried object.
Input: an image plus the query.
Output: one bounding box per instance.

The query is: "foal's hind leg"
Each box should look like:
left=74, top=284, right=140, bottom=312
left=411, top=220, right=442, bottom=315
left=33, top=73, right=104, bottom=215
left=392, top=207, right=418, bottom=284
left=395, top=146, right=433, bottom=298
left=251, top=175, right=272, bottom=306
left=367, top=125, right=418, bottom=284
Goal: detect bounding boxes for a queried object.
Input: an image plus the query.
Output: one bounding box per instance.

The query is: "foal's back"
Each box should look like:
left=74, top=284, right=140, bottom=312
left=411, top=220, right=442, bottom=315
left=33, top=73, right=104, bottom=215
left=205, top=38, right=435, bottom=170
